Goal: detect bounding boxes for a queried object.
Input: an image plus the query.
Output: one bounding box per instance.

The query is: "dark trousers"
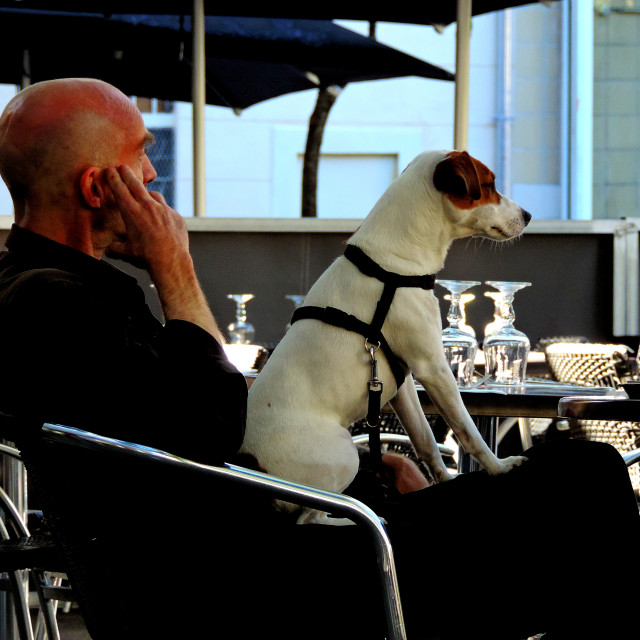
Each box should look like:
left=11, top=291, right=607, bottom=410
left=57, top=439, right=640, bottom=640
left=385, top=439, right=640, bottom=639
left=276, top=440, right=640, bottom=640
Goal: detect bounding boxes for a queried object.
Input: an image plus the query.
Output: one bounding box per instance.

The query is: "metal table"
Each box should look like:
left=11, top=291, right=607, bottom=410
left=558, top=395, right=640, bottom=422
left=418, top=380, right=626, bottom=419
left=416, top=380, right=626, bottom=472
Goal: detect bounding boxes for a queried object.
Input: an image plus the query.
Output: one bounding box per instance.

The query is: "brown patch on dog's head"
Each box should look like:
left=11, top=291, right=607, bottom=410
left=433, top=151, right=501, bottom=209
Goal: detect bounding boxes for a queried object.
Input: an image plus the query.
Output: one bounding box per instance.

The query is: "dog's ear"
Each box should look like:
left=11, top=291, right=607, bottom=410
left=433, top=152, right=482, bottom=201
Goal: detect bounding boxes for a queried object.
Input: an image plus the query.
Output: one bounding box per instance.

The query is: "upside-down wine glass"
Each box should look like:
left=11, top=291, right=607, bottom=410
left=227, top=294, right=256, bottom=344
left=445, top=292, right=476, bottom=338
left=483, top=281, right=531, bottom=385
left=483, top=291, right=504, bottom=339
left=437, top=280, right=481, bottom=387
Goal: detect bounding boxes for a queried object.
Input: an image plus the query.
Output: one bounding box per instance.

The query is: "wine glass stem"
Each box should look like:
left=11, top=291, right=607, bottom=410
left=447, top=294, right=461, bottom=329
left=500, top=295, right=515, bottom=323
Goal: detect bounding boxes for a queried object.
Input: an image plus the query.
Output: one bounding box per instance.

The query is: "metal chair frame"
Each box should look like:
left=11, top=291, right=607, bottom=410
left=40, top=422, right=407, bottom=640
left=0, top=443, right=67, bottom=640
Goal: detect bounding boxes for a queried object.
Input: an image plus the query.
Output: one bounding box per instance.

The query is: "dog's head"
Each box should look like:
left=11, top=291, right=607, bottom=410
left=432, top=150, right=531, bottom=241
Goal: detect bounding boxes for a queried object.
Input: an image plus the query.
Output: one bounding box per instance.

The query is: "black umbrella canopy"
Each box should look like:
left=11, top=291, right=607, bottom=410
left=0, top=11, right=453, bottom=110
left=204, top=1, right=554, bottom=26
left=0, top=1, right=553, bottom=26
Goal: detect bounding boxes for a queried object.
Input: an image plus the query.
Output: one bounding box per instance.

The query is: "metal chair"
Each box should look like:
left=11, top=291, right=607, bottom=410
left=0, top=442, right=70, bottom=640
left=558, top=396, right=640, bottom=489
left=545, top=342, right=638, bottom=388
left=6, top=418, right=406, bottom=640
left=547, top=344, right=640, bottom=495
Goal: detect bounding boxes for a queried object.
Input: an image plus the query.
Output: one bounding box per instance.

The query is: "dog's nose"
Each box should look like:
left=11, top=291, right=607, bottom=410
left=521, top=209, right=532, bottom=227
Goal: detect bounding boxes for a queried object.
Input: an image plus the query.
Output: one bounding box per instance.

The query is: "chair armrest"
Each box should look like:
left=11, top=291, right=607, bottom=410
left=0, top=443, right=21, bottom=460
left=623, top=448, right=640, bottom=468
left=41, top=423, right=407, bottom=640
left=0, top=485, right=29, bottom=539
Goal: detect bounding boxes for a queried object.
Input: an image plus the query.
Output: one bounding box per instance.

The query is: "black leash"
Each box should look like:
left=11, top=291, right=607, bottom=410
left=364, top=340, right=385, bottom=471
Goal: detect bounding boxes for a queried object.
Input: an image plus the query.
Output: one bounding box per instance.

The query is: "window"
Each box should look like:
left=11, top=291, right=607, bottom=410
left=147, top=128, right=175, bottom=208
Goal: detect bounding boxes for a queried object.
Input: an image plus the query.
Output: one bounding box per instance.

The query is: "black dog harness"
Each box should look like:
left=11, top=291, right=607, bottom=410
left=290, top=244, right=436, bottom=471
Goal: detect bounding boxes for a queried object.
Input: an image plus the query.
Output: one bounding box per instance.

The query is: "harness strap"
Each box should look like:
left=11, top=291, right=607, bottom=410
left=344, top=244, right=436, bottom=291
left=291, top=305, right=407, bottom=389
left=345, top=243, right=436, bottom=338
left=290, top=246, right=437, bottom=390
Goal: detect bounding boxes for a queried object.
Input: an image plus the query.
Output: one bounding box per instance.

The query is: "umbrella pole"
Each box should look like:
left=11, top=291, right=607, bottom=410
left=454, top=0, right=471, bottom=151
left=192, top=0, right=206, bottom=217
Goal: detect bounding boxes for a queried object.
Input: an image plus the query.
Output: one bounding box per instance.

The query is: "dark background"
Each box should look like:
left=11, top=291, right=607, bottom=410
left=2, top=226, right=612, bottom=351
left=0, top=226, right=624, bottom=351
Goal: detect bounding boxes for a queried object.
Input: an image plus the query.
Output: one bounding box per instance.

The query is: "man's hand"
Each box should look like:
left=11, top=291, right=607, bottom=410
left=103, top=165, right=224, bottom=342
left=381, top=453, right=430, bottom=494
left=104, top=165, right=188, bottom=272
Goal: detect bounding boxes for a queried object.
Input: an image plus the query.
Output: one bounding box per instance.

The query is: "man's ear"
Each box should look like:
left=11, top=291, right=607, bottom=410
left=79, top=167, right=104, bottom=209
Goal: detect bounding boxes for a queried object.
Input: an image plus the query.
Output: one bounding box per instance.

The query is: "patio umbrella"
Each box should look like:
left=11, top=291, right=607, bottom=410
left=0, top=9, right=454, bottom=216
left=0, top=2, right=553, bottom=24
left=0, top=10, right=453, bottom=110
left=0, top=2, right=553, bottom=214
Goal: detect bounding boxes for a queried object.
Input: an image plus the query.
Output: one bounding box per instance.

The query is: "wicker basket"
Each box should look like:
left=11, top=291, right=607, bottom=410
left=544, top=342, right=640, bottom=494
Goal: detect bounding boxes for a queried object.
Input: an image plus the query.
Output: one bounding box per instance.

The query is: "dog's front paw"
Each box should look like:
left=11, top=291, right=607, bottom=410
left=486, top=455, right=527, bottom=475
left=432, top=468, right=455, bottom=484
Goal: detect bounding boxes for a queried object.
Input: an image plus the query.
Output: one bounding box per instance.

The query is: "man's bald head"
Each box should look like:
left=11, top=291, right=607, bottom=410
left=0, top=78, right=143, bottom=217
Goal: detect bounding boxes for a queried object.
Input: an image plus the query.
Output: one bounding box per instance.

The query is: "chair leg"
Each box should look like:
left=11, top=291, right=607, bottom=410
left=32, top=571, right=61, bottom=640
left=1, top=511, right=34, bottom=640
left=4, top=569, right=35, bottom=640
left=518, top=417, right=533, bottom=450
left=1, top=482, right=62, bottom=640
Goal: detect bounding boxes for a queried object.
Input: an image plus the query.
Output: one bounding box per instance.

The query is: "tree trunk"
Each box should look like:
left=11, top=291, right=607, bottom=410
left=301, top=85, right=342, bottom=217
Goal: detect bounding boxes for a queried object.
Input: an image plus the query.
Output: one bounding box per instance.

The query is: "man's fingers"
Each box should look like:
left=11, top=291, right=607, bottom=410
left=148, top=190, right=166, bottom=205
left=104, top=165, right=150, bottom=215
left=115, top=165, right=150, bottom=200
left=104, top=166, right=136, bottom=210
left=105, top=244, right=148, bottom=269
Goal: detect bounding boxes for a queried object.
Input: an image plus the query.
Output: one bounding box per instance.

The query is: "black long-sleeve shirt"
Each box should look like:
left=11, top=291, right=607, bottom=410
left=0, top=224, right=247, bottom=465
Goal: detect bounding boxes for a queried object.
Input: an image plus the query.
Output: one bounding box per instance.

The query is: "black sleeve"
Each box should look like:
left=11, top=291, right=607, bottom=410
left=2, top=271, right=247, bottom=466
left=154, top=319, right=248, bottom=463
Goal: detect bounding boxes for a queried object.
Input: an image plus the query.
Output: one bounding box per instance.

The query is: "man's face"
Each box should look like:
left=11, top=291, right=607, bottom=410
left=99, top=108, right=158, bottom=238
left=116, top=110, right=157, bottom=186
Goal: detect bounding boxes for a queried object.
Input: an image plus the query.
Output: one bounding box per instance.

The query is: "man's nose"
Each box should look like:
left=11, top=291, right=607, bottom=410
left=143, top=155, right=158, bottom=185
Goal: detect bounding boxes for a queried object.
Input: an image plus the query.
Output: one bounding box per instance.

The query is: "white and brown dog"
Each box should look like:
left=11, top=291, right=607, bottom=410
left=241, top=150, right=531, bottom=524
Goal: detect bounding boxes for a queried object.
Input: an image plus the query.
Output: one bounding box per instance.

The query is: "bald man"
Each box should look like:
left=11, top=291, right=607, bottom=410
left=0, top=78, right=259, bottom=637
left=0, top=78, right=246, bottom=461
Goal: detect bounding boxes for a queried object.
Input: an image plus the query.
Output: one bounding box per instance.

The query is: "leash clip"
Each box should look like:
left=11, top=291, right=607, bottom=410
left=365, top=339, right=383, bottom=392
left=365, top=340, right=383, bottom=427
left=365, top=339, right=381, bottom=381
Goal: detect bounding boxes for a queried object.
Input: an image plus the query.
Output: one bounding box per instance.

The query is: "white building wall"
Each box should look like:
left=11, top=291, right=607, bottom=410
left=172, top=15, right=503, bottom=219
